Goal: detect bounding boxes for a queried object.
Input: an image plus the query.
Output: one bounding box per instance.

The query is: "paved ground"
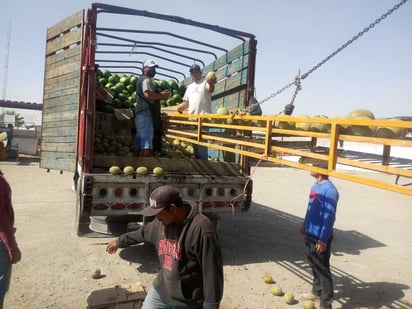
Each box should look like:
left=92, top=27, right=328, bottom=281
left=1, top=157, right=412, bottom=308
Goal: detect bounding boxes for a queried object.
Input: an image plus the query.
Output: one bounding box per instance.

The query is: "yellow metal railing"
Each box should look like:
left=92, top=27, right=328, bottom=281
left=164, top=113, right=412, bottom=196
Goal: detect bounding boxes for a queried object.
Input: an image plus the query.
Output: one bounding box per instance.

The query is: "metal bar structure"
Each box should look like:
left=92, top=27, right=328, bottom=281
left=165, top=113, right=412, bottom=196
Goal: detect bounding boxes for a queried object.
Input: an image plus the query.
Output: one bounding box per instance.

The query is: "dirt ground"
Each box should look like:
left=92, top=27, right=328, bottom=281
left=2, top=157, right=412, bottom=309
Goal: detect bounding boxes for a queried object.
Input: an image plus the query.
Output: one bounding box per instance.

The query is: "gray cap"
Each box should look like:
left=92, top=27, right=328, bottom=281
left=189, top=64, right=202, bottom=72
left=143, top=185, right=183, bottom=217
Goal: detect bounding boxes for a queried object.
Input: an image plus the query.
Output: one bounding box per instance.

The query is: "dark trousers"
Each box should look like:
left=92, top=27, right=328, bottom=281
left=305, top=235, right=333, bottom=309
left=150, top=101, right=162, bottom=153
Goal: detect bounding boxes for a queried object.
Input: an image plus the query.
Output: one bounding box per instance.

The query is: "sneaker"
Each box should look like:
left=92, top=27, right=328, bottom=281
left=300, top=292, right=320, bottom=301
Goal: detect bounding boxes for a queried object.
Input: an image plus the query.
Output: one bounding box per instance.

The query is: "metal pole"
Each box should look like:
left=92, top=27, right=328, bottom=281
left=2, top=17, right=12, bottom=100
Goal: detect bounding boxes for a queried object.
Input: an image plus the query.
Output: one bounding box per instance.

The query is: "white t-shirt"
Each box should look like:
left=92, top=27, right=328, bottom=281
left=183, top=78, right=212, bottom=114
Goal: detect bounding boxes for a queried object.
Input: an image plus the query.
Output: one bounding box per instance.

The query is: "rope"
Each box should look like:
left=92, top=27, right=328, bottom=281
left=230, top=155, right=266, bottom=215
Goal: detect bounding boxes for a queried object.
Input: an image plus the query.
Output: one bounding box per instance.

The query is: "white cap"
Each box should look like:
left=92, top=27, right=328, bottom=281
left=143, top=59, right=158, bottom=68
left=0, top=132, right=7, bottom=142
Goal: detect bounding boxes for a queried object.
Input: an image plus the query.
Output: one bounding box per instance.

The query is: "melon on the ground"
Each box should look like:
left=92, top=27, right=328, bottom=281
left=303, top=299, right=315, bottom=309
left=283, top=292, right=294, bottom=304
left=262, top=274, right=273, bottom=284
left=271, top=285, right=283, bottom=296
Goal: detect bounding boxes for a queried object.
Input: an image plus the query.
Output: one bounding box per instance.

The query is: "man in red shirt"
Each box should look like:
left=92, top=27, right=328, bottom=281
left=0, top=168, right=22, bottom=308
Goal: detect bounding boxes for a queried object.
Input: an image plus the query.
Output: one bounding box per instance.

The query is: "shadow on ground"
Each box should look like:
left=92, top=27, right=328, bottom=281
left=117, top=201, right=410, bottom=308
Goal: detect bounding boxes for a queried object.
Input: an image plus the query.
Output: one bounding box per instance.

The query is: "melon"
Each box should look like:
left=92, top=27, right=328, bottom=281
left=311, top=116, right=330, bottom=133
left=262, top=274, right=274, bottom=284
left=283, top=292, right=294, bottom=305
left=109, top=166, right=121, bottom=175
left=271, top=285, right=283, bottom=296
left=91, top=268, right=101, bottom=279
left=303, top=299, right=315, bottom=309
left=347, top=116, right=376, bottom=137
left=376, top=119, right=406, bottom=139
left=153, top=167, right=164, bottom=176
left=295, top=115, right=312, bottom=131
left=274, top=114, right=294, bottom=129
left=123, top=166, right=134, bottom=175
left=206, top=71, right=216, bottom=81
left=347, top=109, right=375, bottom=119
left=136, top=166, right=148, bottom=175
left=216, top=107, right=229, bottom=115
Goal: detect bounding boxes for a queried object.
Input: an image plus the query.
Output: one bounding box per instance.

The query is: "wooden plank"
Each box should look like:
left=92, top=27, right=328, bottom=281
left=92, top=156, right=242, bottom=176
left=41, top=135, right=77, bottom=144
left=214, top=55, right=249, bottom=81
left=44, top=71, right=79, bottom=86
left=41, top=117, right=78, bottom=130
left=45, top=61, right=80, bottom=80
left=45, top=45, right=81, bottom=67
left=47, top=28, right=83, bottom=55
left=47, top=10, right=84, bottom=39
left=41, top=142, right=76, bottom=153
left=204, top=41, right=250, bottom=72
left=43, top=86, right=79, bottom=100
left=44, top=76, right=80, bottom=94
left=40, top=151, right=76, bottom=172
left=42, top=111, right=77, bottom=125
left=43, top=93, right=79, bottom=110
left=41, top=10, right=83, bottom=173
left=213, top=69, right=248, bottom=96
left=212, top=90, right=247, bottom=111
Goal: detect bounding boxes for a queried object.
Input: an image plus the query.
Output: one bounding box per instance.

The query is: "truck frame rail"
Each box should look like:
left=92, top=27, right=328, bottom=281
left=164, top=113, right=412, bottom=196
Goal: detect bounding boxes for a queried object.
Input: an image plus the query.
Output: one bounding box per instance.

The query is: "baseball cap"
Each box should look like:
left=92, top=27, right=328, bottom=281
left=143, top=185, right=183, bottom=217
left=143, top=59, right=159, bottom=68
left=189, top=64, right=201, bottom=72
left=0, top=132, right=7, bottom=142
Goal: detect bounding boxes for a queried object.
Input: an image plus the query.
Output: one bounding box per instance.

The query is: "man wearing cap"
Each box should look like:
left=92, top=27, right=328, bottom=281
left=106, top=185, right=223, bottom=309
left=0, top=133, right=7, bottom=161
left=0, top=169, right=22, bottom=308
left=299, top=164, right=339, bottom=309
left=177, top=64, right=217, bottom=160
left=133, top=59, right=171, bottom=157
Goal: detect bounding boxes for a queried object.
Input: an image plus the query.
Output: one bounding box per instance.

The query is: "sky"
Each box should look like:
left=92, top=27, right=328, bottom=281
left=0, top=0, right=411, bottom=125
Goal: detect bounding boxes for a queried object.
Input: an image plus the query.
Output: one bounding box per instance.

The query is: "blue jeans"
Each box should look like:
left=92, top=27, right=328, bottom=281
left=194, top=145, right=208, bottom=160
left=142, top=286, right=172, bottom=309
left=0, top=241, right=11, bottom=309
left=133, top=111, right=153, bottom=150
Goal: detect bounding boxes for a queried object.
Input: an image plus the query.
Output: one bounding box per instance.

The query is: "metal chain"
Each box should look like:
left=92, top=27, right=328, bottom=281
left=257, top=80, right=295, bottom=105
left=257, top=0, right=409, bottom=105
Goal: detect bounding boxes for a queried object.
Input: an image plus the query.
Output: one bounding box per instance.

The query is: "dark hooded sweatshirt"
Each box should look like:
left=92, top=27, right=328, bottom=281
left=118, top=202, right=223, bottom=309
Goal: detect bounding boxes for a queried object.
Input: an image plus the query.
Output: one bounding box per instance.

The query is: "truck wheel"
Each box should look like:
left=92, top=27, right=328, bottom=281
left=75, top=184, right=91, bottom=236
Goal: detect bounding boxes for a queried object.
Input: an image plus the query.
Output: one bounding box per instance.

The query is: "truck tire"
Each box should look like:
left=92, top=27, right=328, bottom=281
left=75, top=179, right=91, bottom=236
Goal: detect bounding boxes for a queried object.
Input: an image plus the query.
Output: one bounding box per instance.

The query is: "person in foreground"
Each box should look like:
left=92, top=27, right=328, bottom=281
left=106, top=185, right=223, bottom=309
left=0, top=169, right=22, bottom=309
left=299, top=163, right=339, bottom=309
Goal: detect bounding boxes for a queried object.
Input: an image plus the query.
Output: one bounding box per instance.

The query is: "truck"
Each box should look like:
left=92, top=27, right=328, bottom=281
left=41, top=3, right=256, bottom=236
left=42, top=3, right=412, bottom=238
